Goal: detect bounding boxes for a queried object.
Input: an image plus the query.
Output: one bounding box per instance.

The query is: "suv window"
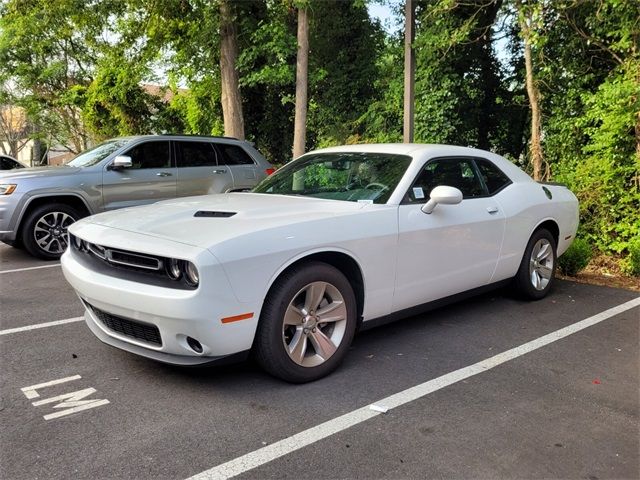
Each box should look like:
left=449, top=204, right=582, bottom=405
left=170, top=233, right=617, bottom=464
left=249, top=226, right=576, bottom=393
left=217, top=144, right=254, bottom=165
left=125, top=141, right=171, bottom=169
left=1, top=157, right=20, bottom=169
left=475, top=158, right=512, bottom=195
left=176, top=141, right=218, bottom=167
left=406, top=157, right=485, bottom=202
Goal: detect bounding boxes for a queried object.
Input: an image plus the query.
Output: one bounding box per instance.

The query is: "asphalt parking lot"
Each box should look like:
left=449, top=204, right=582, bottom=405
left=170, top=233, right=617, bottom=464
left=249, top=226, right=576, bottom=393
left=1, top=242, right=639, bottom=480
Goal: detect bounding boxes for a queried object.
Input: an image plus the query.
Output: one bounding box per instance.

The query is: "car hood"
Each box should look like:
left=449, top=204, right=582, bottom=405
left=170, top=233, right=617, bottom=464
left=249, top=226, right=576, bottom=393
left=0, top=166, right=82, bottom=180
left=80, top=193, right=370, bottom=248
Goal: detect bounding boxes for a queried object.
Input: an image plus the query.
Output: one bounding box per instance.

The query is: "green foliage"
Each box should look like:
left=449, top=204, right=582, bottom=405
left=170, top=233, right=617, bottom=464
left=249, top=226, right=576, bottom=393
left=542, top=0, right=639, bottom=268
left=307, top=0, right=383, bottom=145
left=83, top=59, right=161, bottom=138
left=356, top=37, right=404, bottom=143
left=565, top=63, right=640, bottom=257
left=624, top=238, right=640, bottom=277
left=558, top=238, right=593, bottom=276
left=0, top=0, right=124, bottom=151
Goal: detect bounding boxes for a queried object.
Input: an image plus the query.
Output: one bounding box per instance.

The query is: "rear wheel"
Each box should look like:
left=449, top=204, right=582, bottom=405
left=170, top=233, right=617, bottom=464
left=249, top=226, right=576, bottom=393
left=254, top=262, right=357, bottom=383
left=513, top=228, right=557, bottom=300
left=21, top=203, right=80, bottom=260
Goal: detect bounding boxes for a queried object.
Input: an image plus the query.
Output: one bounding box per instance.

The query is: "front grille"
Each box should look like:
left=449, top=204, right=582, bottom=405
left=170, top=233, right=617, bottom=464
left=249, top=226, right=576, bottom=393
left=88, top=303, right=162, bottom=346
left=107, top=249, right=162, bottom=270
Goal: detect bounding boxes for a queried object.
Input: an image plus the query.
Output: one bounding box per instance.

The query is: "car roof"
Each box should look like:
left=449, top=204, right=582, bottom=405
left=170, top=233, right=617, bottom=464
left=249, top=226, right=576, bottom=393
left=307, top=143, right=533, bottom=183
left=125, top=134, right=242, bottom=142
left=311, top=143, right=493, bottom=157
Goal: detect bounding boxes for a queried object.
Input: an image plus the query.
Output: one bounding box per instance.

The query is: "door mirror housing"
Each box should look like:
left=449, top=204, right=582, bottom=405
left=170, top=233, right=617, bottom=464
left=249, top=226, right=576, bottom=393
left=421, top=185, right=463, bottom=214
left=109, top=155, right=132, bottom=170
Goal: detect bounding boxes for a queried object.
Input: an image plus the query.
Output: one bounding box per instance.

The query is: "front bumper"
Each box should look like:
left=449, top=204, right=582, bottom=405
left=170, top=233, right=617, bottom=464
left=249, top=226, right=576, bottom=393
left=0, top=193, right=22, bottom=242
left=61, top=226, right=262, bottom=364
left=82, top=308, right=249, bottom=365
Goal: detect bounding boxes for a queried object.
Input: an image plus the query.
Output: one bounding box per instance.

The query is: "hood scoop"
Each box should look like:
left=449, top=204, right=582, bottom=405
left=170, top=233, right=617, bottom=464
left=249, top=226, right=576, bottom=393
left=194, top=210, right=237, bottom=218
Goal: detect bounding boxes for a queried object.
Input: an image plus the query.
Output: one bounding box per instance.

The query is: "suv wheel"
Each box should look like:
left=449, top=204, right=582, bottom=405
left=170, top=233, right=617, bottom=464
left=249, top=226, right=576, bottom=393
left=21, top=203, right=80, bottom=260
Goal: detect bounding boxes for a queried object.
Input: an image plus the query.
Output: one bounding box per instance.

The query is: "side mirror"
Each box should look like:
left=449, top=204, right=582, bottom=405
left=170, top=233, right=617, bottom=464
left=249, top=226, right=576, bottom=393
left=109, top=155, right=132, bottom=170
left=421, top=186, right=463, bottom=214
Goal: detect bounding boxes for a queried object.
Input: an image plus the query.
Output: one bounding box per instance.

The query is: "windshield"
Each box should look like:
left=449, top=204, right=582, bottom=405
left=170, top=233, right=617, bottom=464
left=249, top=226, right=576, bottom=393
left=66, top=139, right=130, bottom=167
left=253, top=152, right=412, bottom=204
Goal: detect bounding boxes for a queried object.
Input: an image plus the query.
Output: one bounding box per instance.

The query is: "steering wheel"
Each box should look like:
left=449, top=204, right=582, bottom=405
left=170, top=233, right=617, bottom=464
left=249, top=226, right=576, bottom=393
left=365, top=182, right=388, bottom=191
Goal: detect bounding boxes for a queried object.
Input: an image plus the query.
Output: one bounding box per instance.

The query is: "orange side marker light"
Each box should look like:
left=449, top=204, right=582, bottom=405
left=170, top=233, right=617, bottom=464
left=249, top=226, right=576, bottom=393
left=221, top=312, right=254, bottom=324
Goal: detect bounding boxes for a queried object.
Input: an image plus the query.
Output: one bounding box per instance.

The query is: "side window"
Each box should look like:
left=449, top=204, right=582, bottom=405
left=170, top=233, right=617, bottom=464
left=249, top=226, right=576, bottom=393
left=475, top=158, right=512, bottom=195
left=217, top=144, right=255, bottom=165
left=406, top=157, right=485, bottom=203
left=124, top=141, right=171, bottom=169
left=176, top=141, right=218, bottom=167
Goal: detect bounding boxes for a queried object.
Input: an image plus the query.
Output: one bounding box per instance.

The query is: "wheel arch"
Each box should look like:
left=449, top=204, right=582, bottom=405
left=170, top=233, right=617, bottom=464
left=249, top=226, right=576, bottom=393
left=262, top=249, right=366, bottom=326
left=17, top=194, right=92, bottom=240
left=531, top=218, right=559, bottom=247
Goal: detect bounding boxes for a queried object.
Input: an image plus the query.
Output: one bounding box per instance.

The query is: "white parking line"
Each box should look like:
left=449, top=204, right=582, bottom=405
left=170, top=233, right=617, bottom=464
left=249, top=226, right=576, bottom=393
left=188, top=296, right=640, bottom=480
left=0, top=263, right=61, bottom=274
left=0, top=317, right=83, bottom=336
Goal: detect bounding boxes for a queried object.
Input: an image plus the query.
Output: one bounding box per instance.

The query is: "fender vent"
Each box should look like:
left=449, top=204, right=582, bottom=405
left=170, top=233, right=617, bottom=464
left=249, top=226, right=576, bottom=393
left=194, top=211, right=236, bottom=218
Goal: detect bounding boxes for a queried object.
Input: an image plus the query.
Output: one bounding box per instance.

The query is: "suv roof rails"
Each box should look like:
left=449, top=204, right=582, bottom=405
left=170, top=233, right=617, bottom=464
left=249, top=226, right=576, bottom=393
left=158, top=134, right=240, bottom=141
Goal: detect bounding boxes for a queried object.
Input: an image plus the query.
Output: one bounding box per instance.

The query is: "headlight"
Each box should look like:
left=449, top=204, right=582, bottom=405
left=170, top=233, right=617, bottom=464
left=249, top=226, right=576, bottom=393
left=183, top=261, right=199, bottom=286
left=166, top=258, right=181, bottom=280
left=0, top=184, right=17, bottom=195
left=71, top=234, right=83, bottom=250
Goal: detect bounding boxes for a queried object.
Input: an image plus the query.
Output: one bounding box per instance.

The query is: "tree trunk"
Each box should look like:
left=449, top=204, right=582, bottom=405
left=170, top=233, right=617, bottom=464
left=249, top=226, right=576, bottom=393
left=219, top=0, right=244, bottom=140
left=403, top=0, right=415, bottom=143
left=32, top=138, right=43, bottom=166
left=519, top=8, right=544, bottom=181
left=292, top=6, right=309, bottom=159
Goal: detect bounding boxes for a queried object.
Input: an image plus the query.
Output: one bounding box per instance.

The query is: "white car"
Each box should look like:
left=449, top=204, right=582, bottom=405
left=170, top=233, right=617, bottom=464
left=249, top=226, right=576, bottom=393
left=61, top=144, right=579, bottom=382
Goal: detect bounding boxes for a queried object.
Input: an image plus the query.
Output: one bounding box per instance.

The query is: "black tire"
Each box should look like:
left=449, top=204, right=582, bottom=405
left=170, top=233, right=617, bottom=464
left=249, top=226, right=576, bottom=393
left=21, top=203, right=80, bottom=260
left=254, top=261, right=357, bottom=383
left=513, top=228, right=557, bottom=300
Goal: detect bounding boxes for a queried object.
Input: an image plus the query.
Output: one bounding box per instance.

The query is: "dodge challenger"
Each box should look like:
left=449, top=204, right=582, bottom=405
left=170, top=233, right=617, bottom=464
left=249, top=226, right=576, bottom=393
left=61, top=144, right=579, bottom=382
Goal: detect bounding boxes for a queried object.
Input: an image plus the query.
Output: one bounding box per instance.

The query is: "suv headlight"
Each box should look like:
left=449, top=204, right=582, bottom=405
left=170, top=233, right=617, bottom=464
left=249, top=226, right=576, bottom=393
left=0, top=184, right=17, bottom=195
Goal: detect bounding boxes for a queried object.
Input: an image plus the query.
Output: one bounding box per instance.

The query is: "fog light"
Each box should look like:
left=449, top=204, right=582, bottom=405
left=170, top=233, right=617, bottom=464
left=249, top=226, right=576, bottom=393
left=183, top=261, right=199, bottom=286
left=186, top=336, right=203, bottom=353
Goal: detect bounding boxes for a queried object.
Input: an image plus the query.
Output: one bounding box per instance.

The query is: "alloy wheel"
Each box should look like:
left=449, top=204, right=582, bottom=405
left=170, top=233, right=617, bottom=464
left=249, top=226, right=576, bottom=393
left=33, top=211, right=75, bottom=254
left=282, top=281, right=348, bottom=368
left=529, top=238, right=554, bottom=291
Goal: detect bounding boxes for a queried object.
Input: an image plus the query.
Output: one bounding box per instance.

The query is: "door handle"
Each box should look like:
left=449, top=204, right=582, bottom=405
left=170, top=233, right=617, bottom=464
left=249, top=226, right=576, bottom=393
left=156, top=172, right=172, bottom=177
left=212, top=169, right=227, bottom=174
left=486, top=206, right=499, bottom=214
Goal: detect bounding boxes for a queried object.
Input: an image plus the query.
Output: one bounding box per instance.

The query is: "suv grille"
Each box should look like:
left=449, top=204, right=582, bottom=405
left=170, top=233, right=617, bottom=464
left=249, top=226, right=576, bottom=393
left=87, top=303, right=162, bottom=346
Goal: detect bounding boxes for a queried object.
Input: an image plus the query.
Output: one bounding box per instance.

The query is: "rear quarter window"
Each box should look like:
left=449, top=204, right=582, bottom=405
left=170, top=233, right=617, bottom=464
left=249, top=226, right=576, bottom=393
left=217, top=144, right=255, bottom=165
left=475, top=158, right=512, bottom=195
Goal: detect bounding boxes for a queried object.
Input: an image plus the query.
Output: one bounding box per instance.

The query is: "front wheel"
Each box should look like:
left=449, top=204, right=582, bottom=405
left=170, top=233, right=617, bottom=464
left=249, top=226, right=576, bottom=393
left=21, top=203, right=80, bottom=260
left=513, top=228, right=557, bottom=300
left=254, top=262, right=357, bottom=383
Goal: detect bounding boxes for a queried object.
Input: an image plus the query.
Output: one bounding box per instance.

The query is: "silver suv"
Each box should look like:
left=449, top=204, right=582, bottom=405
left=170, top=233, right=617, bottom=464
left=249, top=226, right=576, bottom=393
left=0, top=135, right=274, bottom=259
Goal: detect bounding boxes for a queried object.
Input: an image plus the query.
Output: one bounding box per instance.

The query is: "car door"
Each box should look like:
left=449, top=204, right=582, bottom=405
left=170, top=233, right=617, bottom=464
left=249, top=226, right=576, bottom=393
left=175, top=140, right=234, bottom=196
left=393, top=156, right=506, bottom=311
left=215, top=143, right=259, bottom=191
left=101, top=140, right=176, bottom=211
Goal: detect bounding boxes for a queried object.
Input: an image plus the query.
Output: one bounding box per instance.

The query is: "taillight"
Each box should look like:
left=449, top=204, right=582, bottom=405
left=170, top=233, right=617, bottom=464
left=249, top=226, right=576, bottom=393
left=265, top=168, right=276, bottom=175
